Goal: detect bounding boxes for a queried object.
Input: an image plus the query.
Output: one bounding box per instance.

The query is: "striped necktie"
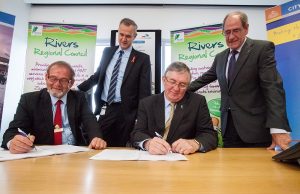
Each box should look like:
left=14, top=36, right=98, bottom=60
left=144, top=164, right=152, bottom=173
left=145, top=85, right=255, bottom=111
left=163, top=103, right=175, bottom=140
left=107, top=50, right=124, bottom=104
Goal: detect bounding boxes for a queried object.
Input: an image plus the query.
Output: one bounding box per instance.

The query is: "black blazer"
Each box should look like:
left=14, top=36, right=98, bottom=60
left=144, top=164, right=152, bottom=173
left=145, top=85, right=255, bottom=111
left=130, top=92, right=218, bottom=152
left=78, top=46, right=151, bottom=123
left=189, top=38, right=291, bottom=143
left=1, top=89, right=102, bottom=148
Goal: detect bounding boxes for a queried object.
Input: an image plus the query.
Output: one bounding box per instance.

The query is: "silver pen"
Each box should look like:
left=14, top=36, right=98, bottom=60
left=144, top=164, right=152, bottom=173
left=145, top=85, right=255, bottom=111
left=18, top=128, right=37, bottom=151
left=154, top=131, right=172, bottom=153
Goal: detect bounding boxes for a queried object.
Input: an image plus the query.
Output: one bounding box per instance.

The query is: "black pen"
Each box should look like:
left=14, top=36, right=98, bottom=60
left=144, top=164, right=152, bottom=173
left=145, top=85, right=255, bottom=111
left=18, top=128, right=37, bottom=151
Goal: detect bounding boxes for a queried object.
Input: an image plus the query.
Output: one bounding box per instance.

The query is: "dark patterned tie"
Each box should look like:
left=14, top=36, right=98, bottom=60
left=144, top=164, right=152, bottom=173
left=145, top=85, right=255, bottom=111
left=54, top=100, right=62, bottom=145
left=107, top=50, right=124, bottom=104
left=227, top=50, right=238, bottom=85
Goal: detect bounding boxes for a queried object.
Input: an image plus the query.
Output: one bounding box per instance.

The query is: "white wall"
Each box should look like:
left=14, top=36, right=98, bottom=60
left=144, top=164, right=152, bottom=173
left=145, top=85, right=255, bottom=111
left=29, top=5, right=270, bottom=41
left=0, top=0, right=31, bottom=143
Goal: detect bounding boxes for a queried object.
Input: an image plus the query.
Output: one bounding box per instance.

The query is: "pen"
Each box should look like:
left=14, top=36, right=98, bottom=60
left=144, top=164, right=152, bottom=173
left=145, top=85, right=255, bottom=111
left=154, top=131, right=172, bottom=153
left=18, top=128, right=37, bottom=151
left=155, top=131, right=163, bottom=138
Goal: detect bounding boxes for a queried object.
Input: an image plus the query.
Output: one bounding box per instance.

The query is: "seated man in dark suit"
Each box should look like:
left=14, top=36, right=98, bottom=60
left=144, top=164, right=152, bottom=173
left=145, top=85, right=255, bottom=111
left=1, top=61, right=107, bottom=154
left=131, top=62, right=217, bottom=155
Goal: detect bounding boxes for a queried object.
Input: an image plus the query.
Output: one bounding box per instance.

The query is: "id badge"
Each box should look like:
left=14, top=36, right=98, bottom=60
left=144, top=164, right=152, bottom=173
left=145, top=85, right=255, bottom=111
left=54, top=125, right=63, bottom=133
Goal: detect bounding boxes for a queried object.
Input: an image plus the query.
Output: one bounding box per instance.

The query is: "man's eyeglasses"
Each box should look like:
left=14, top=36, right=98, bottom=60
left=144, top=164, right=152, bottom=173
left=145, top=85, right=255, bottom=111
left=222, top=28, right=242, bottom=37
left=47, top=76, right=71, bottom=85
left=164, top=76, right=189, bottom=89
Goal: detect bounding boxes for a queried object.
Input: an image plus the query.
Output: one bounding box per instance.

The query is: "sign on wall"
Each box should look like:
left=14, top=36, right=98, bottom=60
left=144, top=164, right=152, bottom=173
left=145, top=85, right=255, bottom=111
left=265, top=0, right=300, bottom=140
left=24, top=22, right=98, bottom=92
left=0, top=11, right=15, bottom=126
left=171, top=24, right=226, bottom=146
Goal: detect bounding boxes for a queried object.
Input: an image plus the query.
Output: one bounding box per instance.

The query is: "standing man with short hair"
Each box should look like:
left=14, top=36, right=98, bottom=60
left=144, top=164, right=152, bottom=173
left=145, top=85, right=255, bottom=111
left=78, top=18, right=151, bottom=147
left=189, top=11, right=291, bottom=149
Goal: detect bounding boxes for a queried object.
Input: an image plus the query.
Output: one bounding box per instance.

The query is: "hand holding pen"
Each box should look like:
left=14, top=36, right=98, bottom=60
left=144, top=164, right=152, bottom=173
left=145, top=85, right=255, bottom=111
left=144, top=131, right=172, bottom=155
left=8, top=128, right=36, bottom=154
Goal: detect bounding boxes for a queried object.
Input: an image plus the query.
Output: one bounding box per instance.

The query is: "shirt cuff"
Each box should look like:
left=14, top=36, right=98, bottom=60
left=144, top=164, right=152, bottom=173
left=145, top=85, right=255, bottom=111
left=7, top=140, right=11, bottom=149
left=194, top=139, right=205, bottom=152
left=270, top=128, right=289, bottom=134
left=138, top=139, right=150, bottom=151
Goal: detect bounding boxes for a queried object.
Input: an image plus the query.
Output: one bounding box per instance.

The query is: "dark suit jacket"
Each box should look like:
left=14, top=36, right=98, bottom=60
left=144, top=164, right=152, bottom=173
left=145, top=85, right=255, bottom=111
left=78, top=46, right=151, bottom=124
left=130, top=91, right=218, bottom=152
left=189, top=38, right=291, bottom=143
left=1, top=89, right=102, bottom=149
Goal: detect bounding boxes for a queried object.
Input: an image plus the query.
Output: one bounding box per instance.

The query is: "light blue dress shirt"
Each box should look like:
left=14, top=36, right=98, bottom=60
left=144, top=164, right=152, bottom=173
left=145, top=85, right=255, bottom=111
left=50, top=93, right=75, bottom=145
left=101, top=46, right=132, bottom=103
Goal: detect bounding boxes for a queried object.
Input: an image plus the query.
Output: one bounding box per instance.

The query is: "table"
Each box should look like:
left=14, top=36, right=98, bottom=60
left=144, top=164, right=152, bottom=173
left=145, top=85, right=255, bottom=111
left=0, top=148, right=299, bottom=194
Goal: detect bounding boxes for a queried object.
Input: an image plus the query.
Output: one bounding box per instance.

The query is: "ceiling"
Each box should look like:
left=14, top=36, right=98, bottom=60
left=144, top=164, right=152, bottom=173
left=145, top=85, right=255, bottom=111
left=24, top=0, right=288, bottom=6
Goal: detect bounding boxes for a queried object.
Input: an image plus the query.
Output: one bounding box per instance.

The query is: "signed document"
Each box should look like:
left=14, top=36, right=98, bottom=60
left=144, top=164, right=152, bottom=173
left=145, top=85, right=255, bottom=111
left=90, top=149, right=188, bottom=161
left=0, top=145, right=89, bottom=162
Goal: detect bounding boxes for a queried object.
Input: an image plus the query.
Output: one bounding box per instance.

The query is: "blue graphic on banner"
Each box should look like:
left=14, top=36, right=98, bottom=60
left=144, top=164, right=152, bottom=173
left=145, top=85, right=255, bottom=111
left=0, top=11, right=15, bottom=26
left=281, top=0, right=300, bottom=15
left=275, top=40, right=300, bottom=140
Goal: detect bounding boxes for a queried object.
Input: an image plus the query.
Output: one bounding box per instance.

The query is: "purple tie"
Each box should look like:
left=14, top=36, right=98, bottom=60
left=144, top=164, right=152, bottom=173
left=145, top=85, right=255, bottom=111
left=228, top=50, right=238, bottom=85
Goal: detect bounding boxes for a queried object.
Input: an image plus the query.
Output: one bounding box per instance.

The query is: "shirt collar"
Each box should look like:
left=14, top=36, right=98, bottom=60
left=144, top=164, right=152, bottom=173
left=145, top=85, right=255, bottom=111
left=231, top=37, right=247, bottom=53
left=49, top=92, right=68, bottom=106
left=117, top=46, right=132, bottom=57
left=163, top=93, right=174, bottom=109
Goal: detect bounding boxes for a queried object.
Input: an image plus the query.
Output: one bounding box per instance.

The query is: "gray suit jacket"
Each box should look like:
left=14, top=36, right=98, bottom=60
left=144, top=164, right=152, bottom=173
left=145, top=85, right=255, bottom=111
left=189, top=38, right=291, bottom=143
left=130, top=92, right=218, bottom=152
left=1, top=89, right=102, bottom=148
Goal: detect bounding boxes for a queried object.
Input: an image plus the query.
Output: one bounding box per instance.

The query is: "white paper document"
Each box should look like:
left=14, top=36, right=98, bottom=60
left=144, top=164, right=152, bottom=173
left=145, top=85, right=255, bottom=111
left=0, top=145, right=90, bottom=162
left=89, top=149, right=188, bottom=161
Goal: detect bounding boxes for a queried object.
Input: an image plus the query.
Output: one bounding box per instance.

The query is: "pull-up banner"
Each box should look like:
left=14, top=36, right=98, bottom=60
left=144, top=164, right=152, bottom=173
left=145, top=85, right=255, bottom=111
left=0, top=11, right=15, bottom=127
left=24, top=22, right=97, bottom=92
left=265, top=0, right=300, bottom=140
left=171, top=24, right=226, bottom=146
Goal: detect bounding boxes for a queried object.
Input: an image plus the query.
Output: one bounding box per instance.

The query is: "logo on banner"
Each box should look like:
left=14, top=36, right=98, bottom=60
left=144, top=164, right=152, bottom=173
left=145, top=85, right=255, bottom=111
left=174, top=32, right=184, bottom=43
left=31, top=25, right=43, bottom=36
left=141, top=33, right=151, bottom=39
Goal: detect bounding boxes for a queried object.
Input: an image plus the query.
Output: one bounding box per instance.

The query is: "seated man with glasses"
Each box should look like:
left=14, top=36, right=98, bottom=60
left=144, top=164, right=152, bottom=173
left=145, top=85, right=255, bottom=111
left=1, top=61, right=107, bottom=153
left=130, top=61, right=217, bottom=155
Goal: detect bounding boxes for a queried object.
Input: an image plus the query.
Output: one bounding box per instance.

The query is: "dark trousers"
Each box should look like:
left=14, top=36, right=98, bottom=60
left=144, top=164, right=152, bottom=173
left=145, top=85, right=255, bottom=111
left=98, top=103, right=130, bottom=147
left=223, top=111, right=271, bottom=148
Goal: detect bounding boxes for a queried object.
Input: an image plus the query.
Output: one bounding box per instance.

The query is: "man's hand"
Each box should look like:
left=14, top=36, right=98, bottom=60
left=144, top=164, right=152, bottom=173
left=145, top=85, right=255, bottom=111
left=172, top=139, right=200, bottom=155
left=9, top=135, right=35, bottom=154
left=267, top=133, right=291, bottom=150
left=88, top=137, right=107, bottom=150
left=144, top=137, right=171, bottom=155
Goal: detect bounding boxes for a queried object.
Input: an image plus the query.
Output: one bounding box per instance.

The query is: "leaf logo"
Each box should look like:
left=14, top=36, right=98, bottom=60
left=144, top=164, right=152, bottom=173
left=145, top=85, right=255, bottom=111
left=31, top=25, right=43, bottom=36
left=174, top=32, right=184, bottom=43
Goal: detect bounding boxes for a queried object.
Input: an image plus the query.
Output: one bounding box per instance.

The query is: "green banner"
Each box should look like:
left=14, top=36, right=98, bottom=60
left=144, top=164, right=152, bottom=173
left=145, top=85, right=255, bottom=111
left=24, top=22, right=97, bottom=92
left=171, top=24, right=226, bottom=147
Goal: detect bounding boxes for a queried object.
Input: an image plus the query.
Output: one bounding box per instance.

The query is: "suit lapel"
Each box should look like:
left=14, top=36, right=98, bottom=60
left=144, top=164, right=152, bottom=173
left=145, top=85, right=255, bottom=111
left=122, top=49, right=137, bottom=84
left=220, top=49, right=230, bottom=88
left=166, top=94, right=188, bottom=140
left=229, top=38, right=253, bottom=88
left=66, top=91, right=77, bottom=137
left=100, top=47, right=118, bottom=80
left=155, top=94, right=165, bottom=135
left=40, top=89, right=55, bottom=130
